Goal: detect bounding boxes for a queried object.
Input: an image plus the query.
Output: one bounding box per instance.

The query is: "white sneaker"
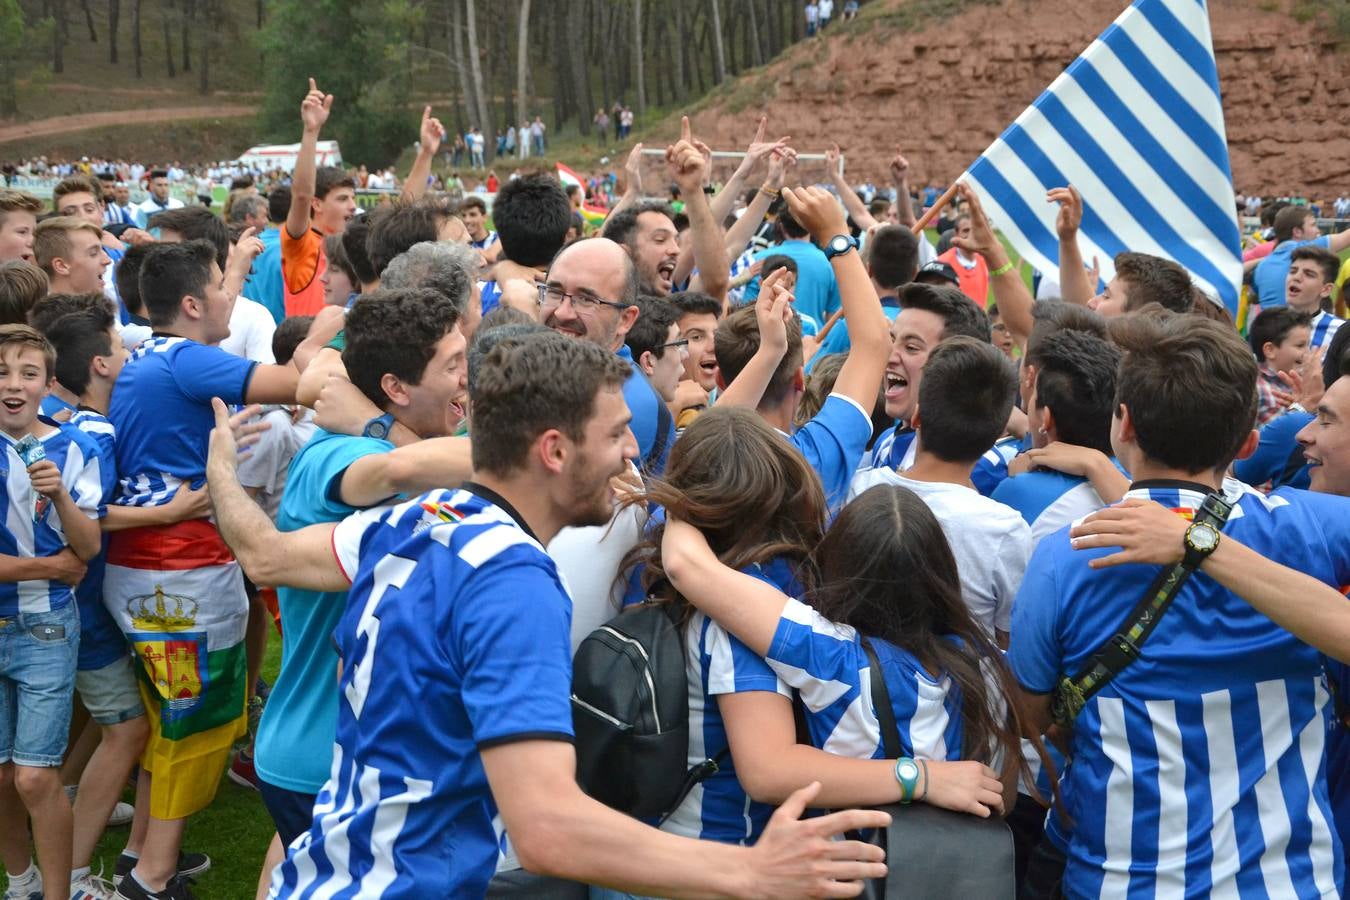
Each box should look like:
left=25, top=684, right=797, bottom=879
left=2, top=869, right=42, bottom=900
left=71, top=871, right=116, bottom=900
left=65, top=785, right=136, bottom=827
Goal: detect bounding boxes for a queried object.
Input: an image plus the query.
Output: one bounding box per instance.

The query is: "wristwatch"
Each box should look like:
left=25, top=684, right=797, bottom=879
left=894, top=757, right=921, bottom=804
left=823, top=234, right=859, bottom=259
left=1181, top=520, right=1220, bottom=569
left=361, top=413, right=396, bottom=441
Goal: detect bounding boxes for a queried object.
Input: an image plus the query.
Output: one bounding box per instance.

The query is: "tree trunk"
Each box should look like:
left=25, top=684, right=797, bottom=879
left=52, top=0, right=67, bottom=73
left=567, top=0, right=592, bottom=133
left=161, top=0, right=174, bottom=77
left=197, top=0, right=210, bottom=93
left=131, top=0, right=141, bottom=76
left=108, top=0, right=119, bottom=61
left=672, top=0, right=688, bottom=102
left=464, top=0, right=490, bottom=133
left=632, top=0, right=645, bottom=114
left=709, top=0, right=727, bottom=84
left=550, top=0, right=569, bottom=131
left=180, top=0, right=191, bottom=72
left=515, top=0, right=530, bottom=128
left=447, top=0, right=469, bottom=137
left=79, top=0, right=96, bottom=41
left=255, top=0, right=261, bottom=28
left=746, top=0, right=763, bottom=67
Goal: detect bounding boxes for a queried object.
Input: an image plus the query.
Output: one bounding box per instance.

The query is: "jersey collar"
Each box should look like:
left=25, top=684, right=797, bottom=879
left=461, top=480, right=541, bottom=544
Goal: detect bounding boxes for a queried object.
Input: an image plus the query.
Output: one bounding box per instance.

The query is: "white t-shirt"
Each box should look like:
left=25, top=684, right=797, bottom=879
left=547, top=485, right=647, bottom=653
left=819, top=0, right=834, bottom=17
left=847, top=469, right=1031, bottom=636
left=236, top=407, right=316, bottom=520
left=220, top=296, right=277, bottom=364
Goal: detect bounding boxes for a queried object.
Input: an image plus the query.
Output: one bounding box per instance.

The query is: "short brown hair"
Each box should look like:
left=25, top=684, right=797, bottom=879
left=0, top=190, right=43, bottom=230
left=53, top=175, right=102, bottom=210
left=1273, top=205, right=1315, bottom=243
left=0, top=261, right=49, bottom=325
left=0, top=323, right=56, bottom=379
left=1113, top=315, right=1258, bottom=473
left=1113, top=252, right=1192, bottom=314
left=714, top=304, right=803, bottom=407
left=1290, top=245, right=1340, bottom=285
left=469, top=330, right=630, bottom=477
left=33, top=217, right=104, bottom=276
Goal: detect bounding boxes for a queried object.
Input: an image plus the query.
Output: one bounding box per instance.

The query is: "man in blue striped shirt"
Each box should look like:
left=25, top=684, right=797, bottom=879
left=1011, top=315, right=1346, bottom=897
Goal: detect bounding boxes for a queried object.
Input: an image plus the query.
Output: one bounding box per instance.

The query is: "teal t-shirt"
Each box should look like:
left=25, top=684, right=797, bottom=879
left=253, top=428, right=394, bottom=795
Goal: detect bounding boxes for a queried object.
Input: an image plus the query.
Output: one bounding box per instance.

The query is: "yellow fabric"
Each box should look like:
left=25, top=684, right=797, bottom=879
left=138, top=679, right=246, bottom=820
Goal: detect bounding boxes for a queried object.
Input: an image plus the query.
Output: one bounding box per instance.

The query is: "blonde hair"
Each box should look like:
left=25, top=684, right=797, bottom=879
left=0, top=190, right=43, bottom=229
left=33, top=216, right=104, bottom=276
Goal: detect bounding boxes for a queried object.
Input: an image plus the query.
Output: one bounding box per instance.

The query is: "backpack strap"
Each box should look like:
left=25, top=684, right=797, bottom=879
left=861, top=637, right=904, bottom=758
left=1051, top=490, right=1235, bottom=727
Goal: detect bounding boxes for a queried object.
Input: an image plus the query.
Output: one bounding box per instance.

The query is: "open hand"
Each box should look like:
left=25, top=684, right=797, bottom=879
left=951, top=183, right=1010, bottom=268
left=624, top=142, right=645, bottom=195
left=1069, top=499, right=1188, bottom=568
left=1047, top=186, right=1082, bottom=241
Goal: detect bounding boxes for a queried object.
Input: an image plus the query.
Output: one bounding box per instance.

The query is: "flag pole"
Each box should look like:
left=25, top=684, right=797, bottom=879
left=809, top=180, right=962, bottom=352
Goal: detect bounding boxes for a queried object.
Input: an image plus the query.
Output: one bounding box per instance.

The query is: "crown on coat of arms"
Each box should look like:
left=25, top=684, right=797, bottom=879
left=128, top=585, right=199, bottom=631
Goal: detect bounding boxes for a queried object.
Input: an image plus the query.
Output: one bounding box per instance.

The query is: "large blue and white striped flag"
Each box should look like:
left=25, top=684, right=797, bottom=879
left=963, top=0, right=1242, bottom=314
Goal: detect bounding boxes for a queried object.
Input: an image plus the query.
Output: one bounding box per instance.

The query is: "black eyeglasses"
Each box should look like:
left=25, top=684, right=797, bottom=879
left=536, top=283, right=629, bottom=313
left=659, top=338, right=690, bottom=352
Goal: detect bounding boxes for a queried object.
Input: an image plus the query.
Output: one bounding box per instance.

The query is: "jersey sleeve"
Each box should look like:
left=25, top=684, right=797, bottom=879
left=701, top=617, right=789, bottom=697
left=457, top=555, right=575, bottom=747
left=765, top=597, right=865, bottom=708
left=791, top=394, right=873, bottom=510
left=1006, top=539, right=1065, bottom=694
left=332, top=505, right=390, bottom=584
left=171, top=342, right=257, bottom=406
left=63, top=437, right=106, bottom=520
left=281, top=228, right=323, bottom=295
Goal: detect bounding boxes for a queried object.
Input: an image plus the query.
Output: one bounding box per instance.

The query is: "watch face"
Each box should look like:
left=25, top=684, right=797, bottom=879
left=829, top=235, right=851, bottom=254
left=367, top=422, right=388, bottom=439
left=1188, top=523, right=1218, bottom=552
left=897, top=761, right=919, bottom=780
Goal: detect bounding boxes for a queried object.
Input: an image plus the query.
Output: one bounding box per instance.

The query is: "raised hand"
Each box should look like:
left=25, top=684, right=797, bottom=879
left=745, top=116, right=792, bottom=165
left=782, top=185, right=849, bottom=244
left=665, top=116, right=708, bottom=196
left=888, top=146, right=911, bottom=184
left=756, top=268, right=795, bottom=358
left=300, top=77, right=334, bottom=133
left=623, top=142, right=645, bottom=195
left=419, top=106, right=446, bottom=156
left=1047, top=186, right=1083, bottom=241
left=951, top=183, right=1010, bottom=267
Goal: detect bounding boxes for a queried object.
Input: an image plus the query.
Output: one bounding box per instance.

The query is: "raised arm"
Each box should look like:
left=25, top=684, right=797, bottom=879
left=709, top=117, right=791, bottom=228
left=723, top=148, right=792, bottom=261
left=715, top=270, right=792, bottom=411
left=286, top=78, right=333, bottom=241
left=888, top=147, right=917, bottom=229
left=1047, top=186, right=1093, bottom=305
left=784, top=185, right=888, bottom=411
left=223, top=226, right=265, bottom=301
left=402, top=107, right=445, bottom=203
left=604, top=143, right=646, bottom=224
left=206, top=398, right=348, bottom=591
left=952, top=183, right=1035, bottom=346
left=825, top=144, right=877, bottom=231
left=336, top=436, right=473, bottom=507
left=669, top=118, right=730, bottom=303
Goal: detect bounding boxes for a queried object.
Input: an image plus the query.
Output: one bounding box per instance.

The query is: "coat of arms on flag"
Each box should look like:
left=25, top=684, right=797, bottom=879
left=127, top=585, right=208, bottom=723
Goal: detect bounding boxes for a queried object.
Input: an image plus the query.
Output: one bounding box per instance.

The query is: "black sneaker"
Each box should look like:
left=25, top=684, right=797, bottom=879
left=113, top=853, right=211, bottom=886
left=113, top=873, right=197, bottom=900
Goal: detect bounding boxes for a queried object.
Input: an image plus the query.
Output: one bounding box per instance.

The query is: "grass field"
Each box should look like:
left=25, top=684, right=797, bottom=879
left=86, top=635, right=283, bottom=898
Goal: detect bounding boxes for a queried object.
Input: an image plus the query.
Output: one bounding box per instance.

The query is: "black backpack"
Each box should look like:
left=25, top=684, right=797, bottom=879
left=571, top=601, right=723, bottom=821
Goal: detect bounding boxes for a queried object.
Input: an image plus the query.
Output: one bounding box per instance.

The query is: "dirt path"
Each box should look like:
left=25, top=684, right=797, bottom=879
left=0, top=105, right=256, bottom=144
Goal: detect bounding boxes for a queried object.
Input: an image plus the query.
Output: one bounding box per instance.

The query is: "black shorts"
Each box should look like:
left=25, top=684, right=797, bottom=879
left=258, top=777, right=318, bottom=848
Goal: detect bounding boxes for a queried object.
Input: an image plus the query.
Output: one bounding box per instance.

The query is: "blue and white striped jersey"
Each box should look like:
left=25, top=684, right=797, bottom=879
left=868, top=426, right=1021, bottom=497
left=0, top=421, right=104, bottom=615
left=992, top=469, right=1107, bottom=547
left=662, top=557, right=800, bottom=845
left=1310, top=310, right=1345, bottom=351
left=272, top=485, right=575, bottom=899
left=764, top=597, right=976, bottom=763
left=66, top=408, right=128, bottom=669
left=1009, top=480, right=1350, bottom=897
left=110, top=336, right=256, bottom=508
left=787, top=394, right=873, bottom=513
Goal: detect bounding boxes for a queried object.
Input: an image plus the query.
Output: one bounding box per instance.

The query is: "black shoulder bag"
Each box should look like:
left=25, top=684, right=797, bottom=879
left=854, top=638, right=1016, bottom=900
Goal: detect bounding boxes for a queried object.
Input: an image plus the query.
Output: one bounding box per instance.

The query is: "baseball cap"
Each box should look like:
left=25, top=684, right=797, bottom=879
left=915, top=260, right=960, bottom=287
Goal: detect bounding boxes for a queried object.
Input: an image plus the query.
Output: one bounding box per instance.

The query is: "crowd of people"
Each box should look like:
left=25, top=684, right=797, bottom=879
left=0, top=71, right=1349, bottom=900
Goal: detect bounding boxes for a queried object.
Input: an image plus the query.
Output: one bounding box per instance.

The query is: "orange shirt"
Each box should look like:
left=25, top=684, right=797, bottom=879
left=281, top=227, right=327, bottom=318
left=937, top=247, right=990, bottom=309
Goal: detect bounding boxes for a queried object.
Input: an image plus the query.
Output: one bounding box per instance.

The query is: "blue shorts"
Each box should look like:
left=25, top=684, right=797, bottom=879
left=0, top=604, right=80, bottom=767
left=258, top=777, right=317, bottom=848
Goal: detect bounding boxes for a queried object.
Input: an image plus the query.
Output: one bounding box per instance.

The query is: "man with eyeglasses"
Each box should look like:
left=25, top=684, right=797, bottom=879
left=624, top=296, right=690, bottom=406
left=539, top=237, right=675, bottom=474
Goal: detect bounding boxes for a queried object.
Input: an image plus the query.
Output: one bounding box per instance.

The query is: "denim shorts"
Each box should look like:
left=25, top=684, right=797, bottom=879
left=0, top=603, right=80, bottom=767
left=75, top=653, right=145, bottom=726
